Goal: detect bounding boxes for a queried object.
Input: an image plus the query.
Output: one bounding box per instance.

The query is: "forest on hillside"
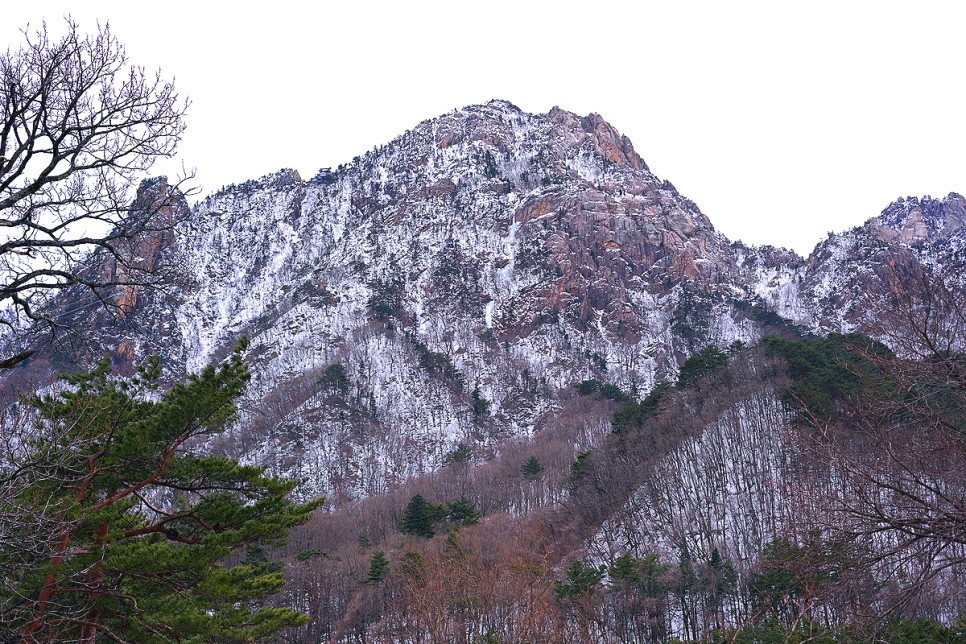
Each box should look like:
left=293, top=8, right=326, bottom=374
left=7, top=272, right=965, bottom=642
left=258, top=277, right=966, bottom=643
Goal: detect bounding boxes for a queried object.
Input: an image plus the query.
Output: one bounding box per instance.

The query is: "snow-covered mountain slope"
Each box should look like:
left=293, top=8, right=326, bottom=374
left=4, top=101, right=965, bottom=500
left=578, top=350, right=966, bottom=631
left=736, top=192, right=966, bottom=333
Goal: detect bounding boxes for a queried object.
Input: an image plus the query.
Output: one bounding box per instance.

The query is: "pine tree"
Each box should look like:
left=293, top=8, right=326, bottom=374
left=446, top=496, right=480, bottom=526
left=701, top=547, right=738, bottom=630
left=444, top=442, right=472, bottom=465
left=704, top=547, right=737, bottom=605
left=637, top=553, right=670, bottom=597
left=676, top=345, right=729, bottom=389
left=471, top=387, right=490, bottom=416
left=520, top=455, right=544, bottom=479
left=678, top=547, right=699, bottom=640
left=398, top=550, right=427, bottom=583
left=365, top=550, right=390, bottom=584
left=2, top=341, right=321, bottom=642
left=399, top=494, right=440, bottom=538
left=444, top=528, right=466, bottom=559
left=609, top=553, right=642, bottom=585
left=318, top=362, right=350, bottom=394
left=568, top=450, right=593, bottom=491
left=243, top=544, right=283, bottom=573
left=553, top=561, right=606, bottom=601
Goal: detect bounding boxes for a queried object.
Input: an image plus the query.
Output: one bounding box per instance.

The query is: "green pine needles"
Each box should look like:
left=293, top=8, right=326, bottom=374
left=1, top=340, right=322, bottom=642
left=365, top=550, right=391, bottom=584
left=520, top=455, right=544, bottom=479
left=398, top=494, right=481, bottom=538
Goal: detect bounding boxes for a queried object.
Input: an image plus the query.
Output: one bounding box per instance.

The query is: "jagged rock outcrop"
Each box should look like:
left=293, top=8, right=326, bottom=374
left=876, top=193, right=966, bottom=244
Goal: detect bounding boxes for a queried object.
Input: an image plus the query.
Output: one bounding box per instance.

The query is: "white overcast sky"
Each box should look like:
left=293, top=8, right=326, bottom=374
left=5, top=1, right=965, bottom=255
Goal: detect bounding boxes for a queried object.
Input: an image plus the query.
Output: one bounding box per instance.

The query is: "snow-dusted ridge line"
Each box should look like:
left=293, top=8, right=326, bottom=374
left=5, top=100, right=965, bottom=501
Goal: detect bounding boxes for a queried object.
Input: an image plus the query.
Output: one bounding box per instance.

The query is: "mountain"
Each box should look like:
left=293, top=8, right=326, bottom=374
left=741, top=192, right=966, bottom=333
left=4, top=100, right=965, bottom=505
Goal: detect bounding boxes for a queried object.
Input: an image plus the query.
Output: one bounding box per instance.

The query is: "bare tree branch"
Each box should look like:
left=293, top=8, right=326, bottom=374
left=801, top=266, right=966, bottom=616
left=0, top=18, right=192, bottom=367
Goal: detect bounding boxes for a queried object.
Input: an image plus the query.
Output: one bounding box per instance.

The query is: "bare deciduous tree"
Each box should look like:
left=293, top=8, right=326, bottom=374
left=0, top=18, right=190, bottom=366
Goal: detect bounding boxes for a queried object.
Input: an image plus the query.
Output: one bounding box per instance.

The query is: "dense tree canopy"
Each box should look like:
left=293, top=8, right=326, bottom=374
left=0, top=340, right=322, bottom=642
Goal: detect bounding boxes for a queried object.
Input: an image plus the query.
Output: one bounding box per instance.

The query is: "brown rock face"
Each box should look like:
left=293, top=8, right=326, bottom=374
left=370, top=103, right=730, bottom=345
left=489, top=107, right=731, bottom=339
left=873, top=193, right=966, bottom=244
left=579, top=112, right=648, bottom=171
left=329, top=100, right=737, bottom=345
left=507, top=185, right=731, bottom=340
left=548, top=106, right=649, bottom=171
left=97, top=178, right=190, bottom=314
left=0, top=178, right=192, bottom=393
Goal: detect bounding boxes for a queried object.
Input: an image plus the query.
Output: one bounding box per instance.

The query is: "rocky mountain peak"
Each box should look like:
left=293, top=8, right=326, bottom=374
left=872, top=192, right=966, bottom=243
left=547, top=106, right=649, bottom=172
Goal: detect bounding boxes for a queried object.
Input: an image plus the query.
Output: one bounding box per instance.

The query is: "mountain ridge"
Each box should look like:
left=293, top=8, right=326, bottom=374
left=3, top=100, right=964, bottom=501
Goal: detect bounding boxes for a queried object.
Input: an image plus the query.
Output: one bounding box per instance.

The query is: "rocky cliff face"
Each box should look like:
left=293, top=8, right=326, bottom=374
left=162, top=100, right=758, bottom=500
left=741, top=192, right=966, bottom=334
left=4, top=101, right=965, bottom=500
